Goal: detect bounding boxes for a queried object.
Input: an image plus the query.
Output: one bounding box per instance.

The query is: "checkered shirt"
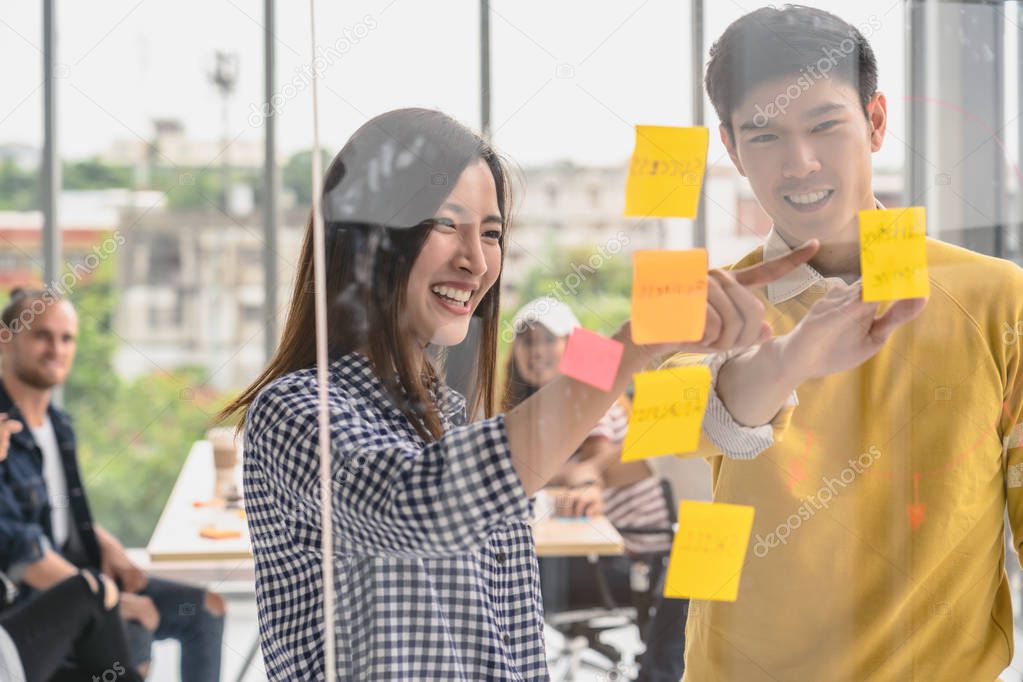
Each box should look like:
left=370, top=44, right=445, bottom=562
left=243, top=352, right=548, bottom=680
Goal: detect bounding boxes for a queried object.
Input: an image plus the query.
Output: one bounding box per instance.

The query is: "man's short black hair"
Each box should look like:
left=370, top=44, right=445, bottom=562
left=706, top=5, right=879, bottom=142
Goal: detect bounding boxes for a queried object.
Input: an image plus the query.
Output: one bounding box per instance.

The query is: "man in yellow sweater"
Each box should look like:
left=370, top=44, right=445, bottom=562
left=665, top=6, right=1023, bottom=681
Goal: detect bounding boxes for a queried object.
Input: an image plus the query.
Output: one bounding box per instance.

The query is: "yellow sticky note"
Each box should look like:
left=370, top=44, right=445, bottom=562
left=621, top=365, right=710, bottom=462
left=631, top=249, right=708, bottom=344
left=663, top=501, right=755, bottom=602
left=859, top=207, right=929, bottom=301
left=624, top=125, right=708, bottom=218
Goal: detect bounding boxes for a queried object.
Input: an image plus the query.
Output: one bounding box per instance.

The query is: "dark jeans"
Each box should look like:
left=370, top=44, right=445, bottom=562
left=636, top=565, right=689, bottom=682
left=123, top=575, right=224, bottom=682
left=0, top=573, right=143, bottom=682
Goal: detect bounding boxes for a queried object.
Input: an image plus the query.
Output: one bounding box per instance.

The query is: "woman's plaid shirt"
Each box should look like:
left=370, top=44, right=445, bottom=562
left=243, top=352, right=548, bottom=680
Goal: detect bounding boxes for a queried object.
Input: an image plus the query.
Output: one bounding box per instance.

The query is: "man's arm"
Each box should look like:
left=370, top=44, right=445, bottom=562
left=571, top=436, right=620, bottom=480
left=94, top=523, right=147, bottom=593
left=0, top=488, right=63, bottom=584
left=19, top=548, right=78, bottom=590
left=716, top=283, right=927, bottom=428
left=1000, top=274, right=1023, bottom=564
left=715, top=338, right=801, bottom=427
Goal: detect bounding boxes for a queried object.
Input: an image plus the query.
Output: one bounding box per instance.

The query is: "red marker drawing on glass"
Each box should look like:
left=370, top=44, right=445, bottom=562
left=787, top=431, right=813, bottom=492
left=907, top=472, right=926, bottom=531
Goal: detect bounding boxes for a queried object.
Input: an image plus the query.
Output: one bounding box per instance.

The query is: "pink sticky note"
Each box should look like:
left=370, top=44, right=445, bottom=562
left=558, top=328, right=625, bottom=392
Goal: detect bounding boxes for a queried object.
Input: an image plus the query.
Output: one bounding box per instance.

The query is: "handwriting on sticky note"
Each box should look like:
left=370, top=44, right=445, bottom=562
left=631, top=249, right=708, bottom=344
left=859, top=207, right=929, bottom=301
left=621, top=365, right=710, bottom=462
left=558, top=327, right=625, bottom=392
left=624, top=125, right=709, bottom=218
left=663, top=501, right=755, bottom=602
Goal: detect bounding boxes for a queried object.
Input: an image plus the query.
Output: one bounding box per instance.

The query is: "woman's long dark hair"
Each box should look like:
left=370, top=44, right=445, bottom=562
left=219, top=108, right=510, bottom=441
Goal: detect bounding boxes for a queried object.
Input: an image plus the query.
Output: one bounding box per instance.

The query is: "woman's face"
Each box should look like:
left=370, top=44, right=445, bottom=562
left=405, top=159, right=504, bottom=347
left=513, top=324, right=566, bottom=387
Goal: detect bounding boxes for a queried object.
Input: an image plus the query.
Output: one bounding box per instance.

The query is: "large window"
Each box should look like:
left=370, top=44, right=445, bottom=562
left=6, top=2, right=1023, bottom=680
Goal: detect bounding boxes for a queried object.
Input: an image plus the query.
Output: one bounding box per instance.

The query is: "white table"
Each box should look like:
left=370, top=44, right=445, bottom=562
left=532, top=515, right=625, bottom=557
left=147, top=440, right=257, bottom=682
left=147, top=440, right=252, bottom=566
left=150, top=444, right=625, bottom=563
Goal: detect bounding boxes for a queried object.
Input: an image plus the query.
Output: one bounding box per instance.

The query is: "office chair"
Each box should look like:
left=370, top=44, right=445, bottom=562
left=544, top=478, right=678, bottom=681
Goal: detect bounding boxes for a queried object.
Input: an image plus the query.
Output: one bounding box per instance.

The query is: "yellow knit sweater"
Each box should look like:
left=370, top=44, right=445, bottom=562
left=667, top=239, right=1023, bottom=681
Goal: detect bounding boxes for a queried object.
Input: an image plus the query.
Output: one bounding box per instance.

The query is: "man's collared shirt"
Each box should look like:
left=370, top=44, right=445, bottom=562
left=668, top=229, right=1023, bottom=680
left=699, top=199, right=887, bottom=457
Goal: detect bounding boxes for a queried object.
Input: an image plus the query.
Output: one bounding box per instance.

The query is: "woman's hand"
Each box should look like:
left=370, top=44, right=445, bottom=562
left=553, top=485, right=605, bottom=518
left=505, top=241, right=822, bottom=497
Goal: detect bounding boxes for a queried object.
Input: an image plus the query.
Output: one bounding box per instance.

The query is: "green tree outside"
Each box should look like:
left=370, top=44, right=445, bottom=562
left=65, top=252, right=230, bottom=546
left=497, top=240, right=633, bottom=381
left=282, top=148, right=333, bottom=206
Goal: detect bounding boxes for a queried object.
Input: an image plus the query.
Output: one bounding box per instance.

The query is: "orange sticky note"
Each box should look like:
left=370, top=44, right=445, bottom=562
left=621, top=365, right=710, bottom=462
left=200, top=526, right=242, bottom=540
left=624, top=125, right=708, bottom=218
left=631, top=249, right=708, bottom=344
left=558, top=327, right=625, bottom=392
left=859, top=207, right=929, bottom=301
left=663, top=501, right=755, bottom=602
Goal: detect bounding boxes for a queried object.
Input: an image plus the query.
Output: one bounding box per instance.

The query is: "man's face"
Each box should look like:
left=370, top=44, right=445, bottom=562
left=0, top=300, right=78, bottom=390
left=723, top=75, right=886, bottom=245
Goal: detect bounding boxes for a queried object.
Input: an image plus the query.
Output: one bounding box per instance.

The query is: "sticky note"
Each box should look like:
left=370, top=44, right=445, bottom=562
left=621, top=365, right=711, bottom=462
left=663, top=501, right=755, bottom=602
left=200, top=526, right=242, bottom=540
left=859, top=207, right=929, bottom=301
left=624, top=125, right=708, bottom=218
left=558, top=327, right=624, bottom=392
left=631, top=249, right=708, bottom=344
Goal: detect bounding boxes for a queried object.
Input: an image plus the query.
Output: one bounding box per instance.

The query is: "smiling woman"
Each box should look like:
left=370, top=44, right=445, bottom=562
left=216, top=109, right=532, bottom=681
left=215, top=106, right=821, bottom=681
left=221, top=108, right=509, bottom=441
left=405, top=160, right=505, bottom=349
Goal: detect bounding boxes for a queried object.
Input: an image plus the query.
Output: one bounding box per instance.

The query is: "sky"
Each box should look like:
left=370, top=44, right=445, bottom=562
left=0, top=0, right=994, bottom=173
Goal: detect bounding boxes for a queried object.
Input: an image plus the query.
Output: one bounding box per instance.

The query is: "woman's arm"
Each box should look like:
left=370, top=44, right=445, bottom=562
left=506, top=241, right=821, bottom=496
left=248, top=387, right=532, bottom=560
left=246, top=242, right=820, bottom=558
left=505, top=326, right=659, bottom=496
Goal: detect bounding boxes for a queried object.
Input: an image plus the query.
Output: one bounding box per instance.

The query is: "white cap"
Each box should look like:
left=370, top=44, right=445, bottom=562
left=511, top=297, right=581, bottom=337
